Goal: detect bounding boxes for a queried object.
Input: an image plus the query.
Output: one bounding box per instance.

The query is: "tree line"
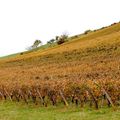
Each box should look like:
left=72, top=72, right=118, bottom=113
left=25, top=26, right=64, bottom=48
left=27, top=33, right=69, bottom=51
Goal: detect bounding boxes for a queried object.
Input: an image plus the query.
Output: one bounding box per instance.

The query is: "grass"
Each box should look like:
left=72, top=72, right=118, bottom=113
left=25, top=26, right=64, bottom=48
left=0, top=41, right=55, bottom=60
left=0, top=101, right=120, bottom=120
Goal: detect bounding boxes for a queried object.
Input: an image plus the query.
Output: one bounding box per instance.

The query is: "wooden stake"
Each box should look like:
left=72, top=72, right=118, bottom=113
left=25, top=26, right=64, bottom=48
left=59, top=90, right=69, bottom=107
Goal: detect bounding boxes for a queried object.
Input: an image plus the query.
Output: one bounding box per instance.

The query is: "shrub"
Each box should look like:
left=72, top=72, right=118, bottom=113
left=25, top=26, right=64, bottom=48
left=57, top=34, right=68, bottom=45
left=84, top=30, right=92, bottom=34
left=47, top=39, right=55, bottom=45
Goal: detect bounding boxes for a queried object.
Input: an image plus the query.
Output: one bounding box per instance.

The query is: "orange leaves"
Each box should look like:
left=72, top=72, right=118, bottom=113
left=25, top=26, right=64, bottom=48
left=0, top=75, right=119, bottom=108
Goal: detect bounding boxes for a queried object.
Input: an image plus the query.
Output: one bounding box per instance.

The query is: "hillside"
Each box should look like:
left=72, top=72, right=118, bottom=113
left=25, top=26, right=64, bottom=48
left=1, top=22, right=120, bottom=62
left=0, top=22, right=120, bottom=80
left=0, top=22, right=120, bottom=111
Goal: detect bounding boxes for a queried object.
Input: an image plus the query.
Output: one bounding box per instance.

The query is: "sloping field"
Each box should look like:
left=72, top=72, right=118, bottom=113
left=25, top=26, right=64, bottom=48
left=0, top=23, right=120, bottom=82
left=0, top=23, right=120, bottom=109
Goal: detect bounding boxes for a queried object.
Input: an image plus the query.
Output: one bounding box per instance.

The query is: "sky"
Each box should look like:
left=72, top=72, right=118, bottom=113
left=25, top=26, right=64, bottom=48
left=0, top=0, right=120, bottom=57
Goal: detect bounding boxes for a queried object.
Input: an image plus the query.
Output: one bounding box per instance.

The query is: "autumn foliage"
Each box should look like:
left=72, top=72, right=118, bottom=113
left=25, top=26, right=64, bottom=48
left=0, top=22, right=120, bottom=109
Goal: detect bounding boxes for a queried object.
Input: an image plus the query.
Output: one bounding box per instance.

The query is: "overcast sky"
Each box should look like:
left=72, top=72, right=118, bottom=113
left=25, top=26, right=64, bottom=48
left=0, top=0, right=120, bottom=56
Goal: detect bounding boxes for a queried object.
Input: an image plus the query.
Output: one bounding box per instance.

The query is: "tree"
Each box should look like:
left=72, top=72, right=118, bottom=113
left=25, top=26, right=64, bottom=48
left=47, top=39, right=55, bottom=45
left=32, top=40, right=42, bottom=49
left=26, top=40, right=42, bottom=51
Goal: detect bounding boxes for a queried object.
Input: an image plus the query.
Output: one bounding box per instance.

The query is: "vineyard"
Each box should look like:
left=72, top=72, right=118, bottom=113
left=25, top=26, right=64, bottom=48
left=0, top=79, right=120, bottom=109
left=0, top=23, right=120, bottom=109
